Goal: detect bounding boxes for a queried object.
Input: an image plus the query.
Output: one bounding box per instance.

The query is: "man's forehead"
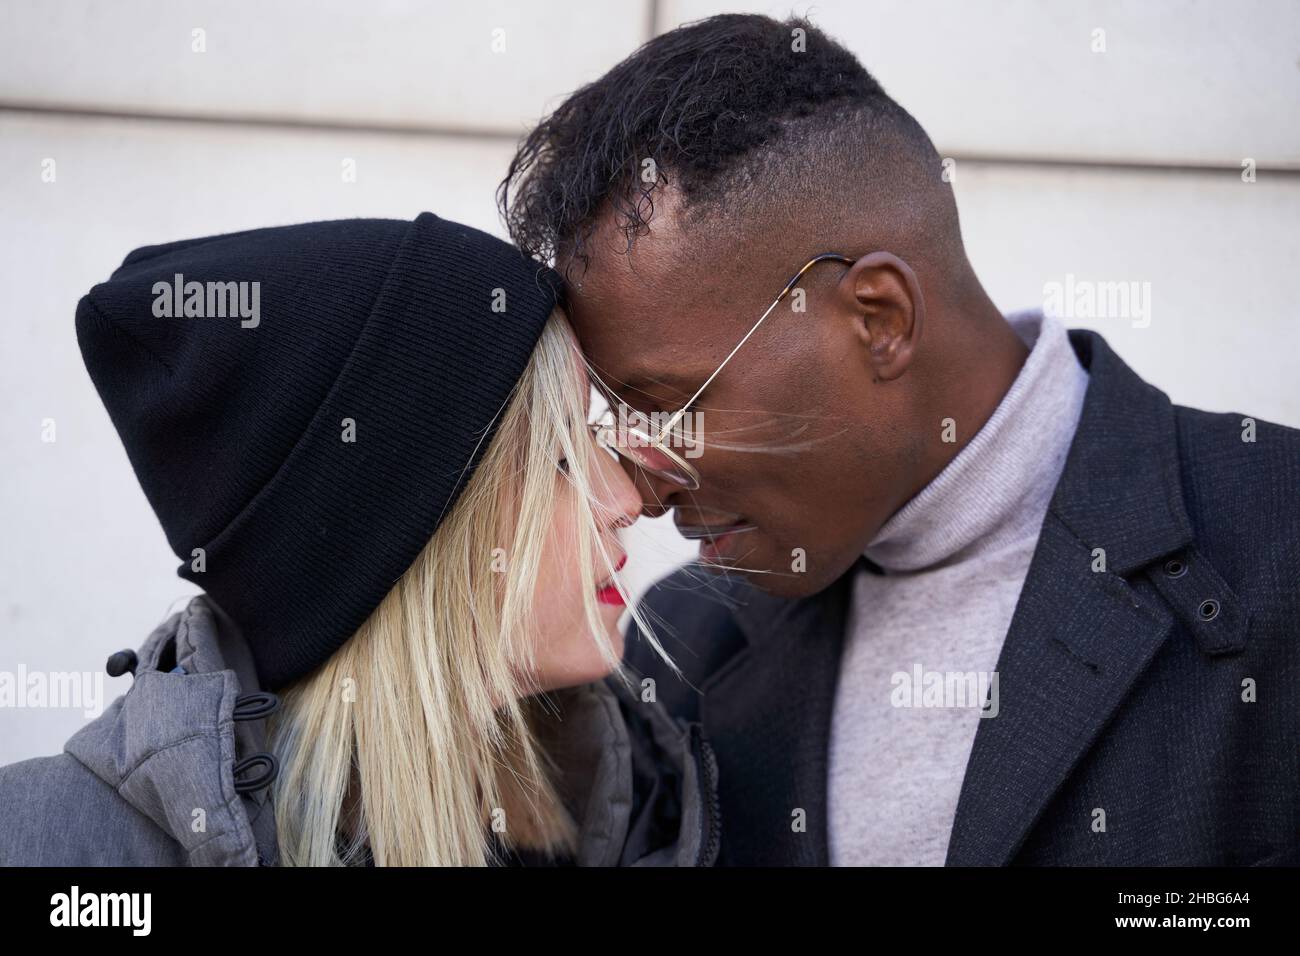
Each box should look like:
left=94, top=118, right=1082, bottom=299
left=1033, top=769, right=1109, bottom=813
left=557, top=191, right=771, bottom=386
left=561, top=234, right=681, bottom=303
left=559, top=188, right=736, bottom=299
left=562, top=246, right=701, bottom=352
left=561, top=239, right=745, bottom=352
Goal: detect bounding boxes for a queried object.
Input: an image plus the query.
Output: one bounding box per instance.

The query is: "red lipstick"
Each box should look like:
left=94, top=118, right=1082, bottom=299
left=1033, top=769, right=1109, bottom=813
left=597, top=555, right=628, bottom=606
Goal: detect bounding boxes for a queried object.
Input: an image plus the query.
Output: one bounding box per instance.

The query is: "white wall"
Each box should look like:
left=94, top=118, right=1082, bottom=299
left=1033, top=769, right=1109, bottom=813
left=2, top=0, right=1296, bottom=764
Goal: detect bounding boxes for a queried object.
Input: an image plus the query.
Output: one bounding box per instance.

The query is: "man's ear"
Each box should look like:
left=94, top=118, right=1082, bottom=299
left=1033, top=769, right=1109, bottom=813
left=836, top=251, right=926, bottom=382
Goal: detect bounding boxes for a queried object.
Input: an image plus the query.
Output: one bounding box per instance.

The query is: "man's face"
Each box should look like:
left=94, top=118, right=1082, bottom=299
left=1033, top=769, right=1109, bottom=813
left=563, top=203, right=921, bottom=598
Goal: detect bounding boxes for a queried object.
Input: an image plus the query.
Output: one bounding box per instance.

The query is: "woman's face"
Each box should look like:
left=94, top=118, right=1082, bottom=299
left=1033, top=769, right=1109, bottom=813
left=526, top=380, right=642, bottom=693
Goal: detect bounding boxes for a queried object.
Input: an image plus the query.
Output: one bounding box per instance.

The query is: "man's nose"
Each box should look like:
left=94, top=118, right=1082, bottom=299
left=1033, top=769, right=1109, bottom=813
left=622, top=456, right=683, bottom=519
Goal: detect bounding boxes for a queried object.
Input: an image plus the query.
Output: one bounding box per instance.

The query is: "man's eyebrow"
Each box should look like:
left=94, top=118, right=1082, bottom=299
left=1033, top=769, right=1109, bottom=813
left=616, top=368, right=694, bottom=395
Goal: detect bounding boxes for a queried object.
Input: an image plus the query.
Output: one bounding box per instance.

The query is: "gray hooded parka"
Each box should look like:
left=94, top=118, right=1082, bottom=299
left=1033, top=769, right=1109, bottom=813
left=0, top=596, right=720, bottom=866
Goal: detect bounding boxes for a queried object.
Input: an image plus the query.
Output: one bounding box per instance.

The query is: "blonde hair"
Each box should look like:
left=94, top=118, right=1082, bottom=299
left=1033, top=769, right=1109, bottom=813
left=267, top=308, right=668, bottom=866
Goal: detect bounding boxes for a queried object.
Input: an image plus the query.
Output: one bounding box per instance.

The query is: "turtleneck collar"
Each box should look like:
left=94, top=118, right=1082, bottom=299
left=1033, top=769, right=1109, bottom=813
left=863, top=310, right=1089, bottom=574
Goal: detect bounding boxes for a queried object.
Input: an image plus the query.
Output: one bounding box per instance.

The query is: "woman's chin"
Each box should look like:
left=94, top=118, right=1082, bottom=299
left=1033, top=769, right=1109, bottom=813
left=523, top=608, right=627, bottom=693
left=545, top=633, right=625, bottom=690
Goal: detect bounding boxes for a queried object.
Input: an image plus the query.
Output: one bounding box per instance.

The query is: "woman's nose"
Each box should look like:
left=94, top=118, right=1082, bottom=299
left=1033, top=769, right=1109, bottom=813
left=591, top=441, right=644, bottom=528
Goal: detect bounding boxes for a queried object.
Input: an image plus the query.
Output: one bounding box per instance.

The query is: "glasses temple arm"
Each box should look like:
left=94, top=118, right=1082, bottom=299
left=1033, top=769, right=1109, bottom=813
left=654, top=254, right=855, bottom=443
left=655, top=292, right=788, bottom=442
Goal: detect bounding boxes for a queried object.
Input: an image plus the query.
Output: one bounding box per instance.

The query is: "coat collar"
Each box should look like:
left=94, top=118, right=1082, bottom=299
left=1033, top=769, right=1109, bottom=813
left=944, top=330, right=1197, bottom=864
left=533, top=677, right=720, bottom=866
left=1046, top=330, right=1194, bottom=572
left=63, top=596, right=277, bottom=866
left=708, top=329, right=1200, bottom=865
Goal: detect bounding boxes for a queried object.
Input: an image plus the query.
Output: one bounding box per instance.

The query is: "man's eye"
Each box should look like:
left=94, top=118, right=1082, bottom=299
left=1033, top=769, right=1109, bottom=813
left=619, top=398, right=661, bottom=419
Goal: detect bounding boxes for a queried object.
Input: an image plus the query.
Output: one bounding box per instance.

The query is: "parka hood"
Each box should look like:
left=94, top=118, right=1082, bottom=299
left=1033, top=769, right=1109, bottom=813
left=62, top=596, right=280, bottom=865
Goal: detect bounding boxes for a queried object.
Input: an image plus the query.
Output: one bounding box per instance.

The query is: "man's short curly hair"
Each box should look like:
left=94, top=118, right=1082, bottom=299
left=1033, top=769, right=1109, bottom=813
left=498, top=13, right=939, bottom=277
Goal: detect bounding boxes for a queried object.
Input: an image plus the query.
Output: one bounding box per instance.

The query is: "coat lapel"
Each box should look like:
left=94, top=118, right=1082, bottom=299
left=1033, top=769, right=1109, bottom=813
left=942, top=513, right=1175, bottom=864
left=700, top=565, right=858, bottom=865
left=946, top=330, right=1194, bottom=864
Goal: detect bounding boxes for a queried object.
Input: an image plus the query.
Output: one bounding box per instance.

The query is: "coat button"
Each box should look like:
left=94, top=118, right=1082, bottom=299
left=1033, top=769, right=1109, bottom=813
left=1163, top=557, right=1188, bottom=578
left=1198, top=599, right=1220, bottom=622
left=233, top=752, right=280, bottom=794
left=233, top=691, right=280, bottom=721
left=105, top=649, right=138, bottom=677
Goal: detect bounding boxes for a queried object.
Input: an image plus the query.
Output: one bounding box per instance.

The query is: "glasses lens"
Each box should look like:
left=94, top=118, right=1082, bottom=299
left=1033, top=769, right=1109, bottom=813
left=592, top=417, right=698, bottom=490
left=628, top=440, right=698, bottom=489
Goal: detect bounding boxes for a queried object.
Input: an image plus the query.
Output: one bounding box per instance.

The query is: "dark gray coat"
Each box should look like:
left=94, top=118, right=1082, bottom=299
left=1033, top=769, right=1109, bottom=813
left=627, top=329, right=1300, bottom=866
left=0, top=596, right=719, bottom=866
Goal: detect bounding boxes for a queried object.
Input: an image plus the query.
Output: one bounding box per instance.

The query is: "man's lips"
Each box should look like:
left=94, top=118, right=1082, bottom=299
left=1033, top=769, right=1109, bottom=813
left=674, top=516, right=758, bottom=564
left=673, top=519, right=758, bottom=541
left=676, top=512, right=759, bottom=541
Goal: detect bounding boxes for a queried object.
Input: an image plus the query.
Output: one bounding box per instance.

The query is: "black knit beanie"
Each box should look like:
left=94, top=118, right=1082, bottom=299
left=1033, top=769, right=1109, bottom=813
left=76, top=213, right=562, bottom=690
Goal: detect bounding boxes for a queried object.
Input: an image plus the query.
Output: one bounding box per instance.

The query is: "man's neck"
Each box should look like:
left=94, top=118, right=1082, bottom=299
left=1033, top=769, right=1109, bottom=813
left=907, top=298, right=1030, bottom=513
left=867, top=310, right=1087, bottom=571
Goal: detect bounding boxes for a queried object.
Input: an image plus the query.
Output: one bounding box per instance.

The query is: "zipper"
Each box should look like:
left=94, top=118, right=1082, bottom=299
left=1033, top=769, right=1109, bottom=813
left=688, top=722, right=722, bottom=866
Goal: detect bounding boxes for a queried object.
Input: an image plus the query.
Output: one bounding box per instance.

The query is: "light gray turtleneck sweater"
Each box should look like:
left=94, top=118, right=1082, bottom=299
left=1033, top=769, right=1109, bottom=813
left=827, top=310, right=1089, bottom=866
